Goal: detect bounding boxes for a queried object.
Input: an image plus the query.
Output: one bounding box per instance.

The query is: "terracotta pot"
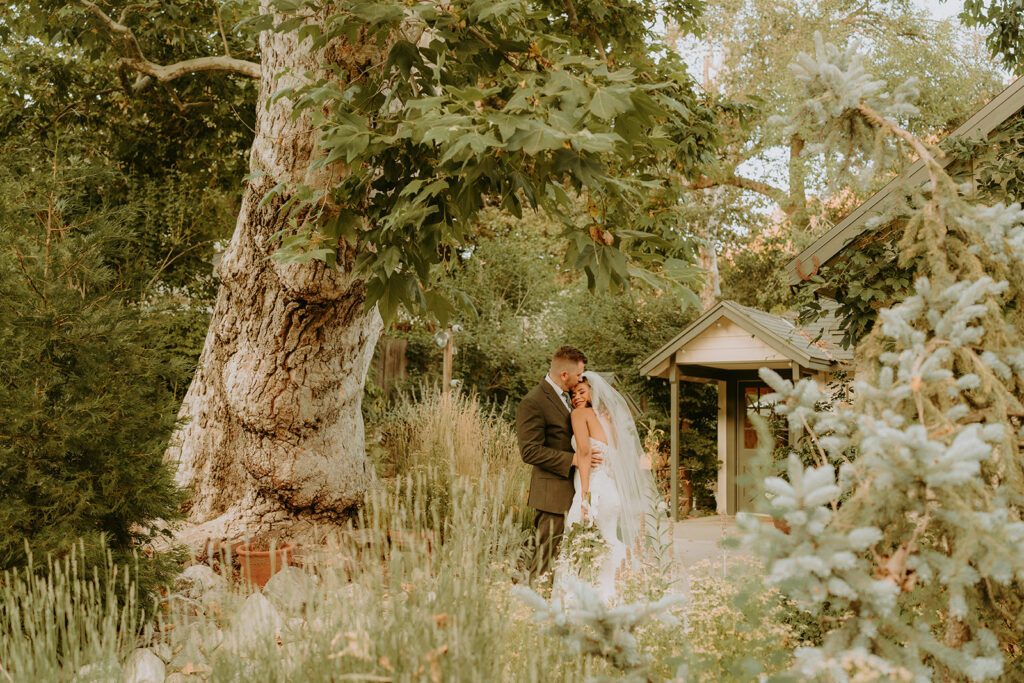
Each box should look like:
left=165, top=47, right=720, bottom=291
left=234, top=542, right=294, bottom=587
left=751, top=513, right=790, bottom=534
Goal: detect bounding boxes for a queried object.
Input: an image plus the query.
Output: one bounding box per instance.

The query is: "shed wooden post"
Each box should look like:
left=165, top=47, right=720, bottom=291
left=669, top=363, right=679, bottom=522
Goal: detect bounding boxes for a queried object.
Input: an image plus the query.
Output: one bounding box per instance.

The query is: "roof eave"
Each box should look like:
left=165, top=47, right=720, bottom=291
left=785, top=75, right=1024, bottom=287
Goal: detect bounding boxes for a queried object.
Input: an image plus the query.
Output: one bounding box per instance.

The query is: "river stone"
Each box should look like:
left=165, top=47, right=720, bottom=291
left=261, top=566, right=316, bottom=613
left=122, top=647, right=166, bottom=683
left=175, top=565, right=228, bottom=600
left=169, top=639, right=207, bottom=675
left=279, top=616, right=307, bottom=644
left=176, top=620, right=221, bottom=655
left=73, top=661, right=121, bottom=681
left=150, top=642, right=173, bottom=663
left=222, top=592, right=282, bottom=653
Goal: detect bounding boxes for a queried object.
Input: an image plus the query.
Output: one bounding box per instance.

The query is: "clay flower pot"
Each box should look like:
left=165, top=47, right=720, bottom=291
left=751, top=513, right=791, bottom=534
left=234, top=542, right=294, bottom=587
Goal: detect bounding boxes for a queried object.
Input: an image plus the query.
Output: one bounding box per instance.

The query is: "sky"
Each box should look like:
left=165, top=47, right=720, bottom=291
left=689, top=0, right=1006, bottom=229
left=917, top=0, right=963, bottom=21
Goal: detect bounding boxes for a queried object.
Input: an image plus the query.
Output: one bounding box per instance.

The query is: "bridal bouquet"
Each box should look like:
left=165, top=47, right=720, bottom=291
left=562, top=516, right=608, bottom=582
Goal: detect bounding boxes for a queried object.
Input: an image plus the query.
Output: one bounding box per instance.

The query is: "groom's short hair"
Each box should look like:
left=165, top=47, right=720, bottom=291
left=553, top=345, right=587, bottom=365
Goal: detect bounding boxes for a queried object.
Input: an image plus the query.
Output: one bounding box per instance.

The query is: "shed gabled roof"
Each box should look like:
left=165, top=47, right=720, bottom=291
left=639, top=299, right=851, bottom=378
left=785, top=75, right=1024, bottom=286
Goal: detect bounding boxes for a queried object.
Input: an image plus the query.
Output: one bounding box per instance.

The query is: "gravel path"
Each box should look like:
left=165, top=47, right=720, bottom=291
left=669, top=515, right=754, bottom=597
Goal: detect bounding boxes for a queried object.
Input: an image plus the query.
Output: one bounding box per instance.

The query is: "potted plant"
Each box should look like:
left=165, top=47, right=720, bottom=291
left=234, top=539, right=295, bottom=587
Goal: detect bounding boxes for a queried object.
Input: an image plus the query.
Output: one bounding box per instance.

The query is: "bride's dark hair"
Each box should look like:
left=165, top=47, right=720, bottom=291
left=574, top=377, right=592, bottom=407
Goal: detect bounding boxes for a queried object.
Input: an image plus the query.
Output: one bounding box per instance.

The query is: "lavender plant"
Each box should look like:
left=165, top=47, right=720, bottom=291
left=741, top=33, right=1024, bottom=681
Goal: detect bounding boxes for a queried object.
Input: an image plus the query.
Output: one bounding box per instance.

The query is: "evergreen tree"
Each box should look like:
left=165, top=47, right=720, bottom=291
left=741, top=35, right=1024, bottom=680
left=0, top=147, right=186, bottom=593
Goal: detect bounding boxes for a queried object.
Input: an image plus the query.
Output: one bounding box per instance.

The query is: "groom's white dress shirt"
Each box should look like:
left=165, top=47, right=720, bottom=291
left=545, top=374, right=571, bottom=411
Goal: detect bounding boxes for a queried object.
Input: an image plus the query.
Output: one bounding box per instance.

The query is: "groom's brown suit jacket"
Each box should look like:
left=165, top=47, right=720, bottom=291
left=516, top=380, right=575, bottom=515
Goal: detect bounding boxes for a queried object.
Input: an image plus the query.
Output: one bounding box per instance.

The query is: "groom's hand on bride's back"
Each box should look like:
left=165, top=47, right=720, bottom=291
left=571, top=445, right=603, bottom=469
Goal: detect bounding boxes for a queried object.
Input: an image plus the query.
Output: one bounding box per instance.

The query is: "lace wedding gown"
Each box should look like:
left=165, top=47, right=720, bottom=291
left=557, top=428, right=629, bottom=603
left=552, top=372, right=655, bottom=605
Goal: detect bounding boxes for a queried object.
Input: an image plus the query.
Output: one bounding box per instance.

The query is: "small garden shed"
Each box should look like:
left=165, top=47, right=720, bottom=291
left=640, top=300, right=851, bottom=519
left=786, top=75, right=1024, bottom=288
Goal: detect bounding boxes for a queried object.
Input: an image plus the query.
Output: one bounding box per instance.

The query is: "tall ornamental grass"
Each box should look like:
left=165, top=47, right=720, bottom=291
left=2, top=390, right=809, bottom=680
left=197, top=476, right=624, bottom=681
left=373, top=387, right=533, bottom=530
left=0, top=545, right=150, bottom=681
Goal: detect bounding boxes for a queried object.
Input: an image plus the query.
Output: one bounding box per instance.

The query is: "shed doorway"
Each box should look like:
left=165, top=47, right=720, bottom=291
left=737, top=381, right=773, bottom=512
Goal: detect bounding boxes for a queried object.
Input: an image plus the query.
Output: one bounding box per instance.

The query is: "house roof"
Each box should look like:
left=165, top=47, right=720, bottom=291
left=785, top=75, right=1024, bottom=286
left=639, top=299, right=852, bottom=378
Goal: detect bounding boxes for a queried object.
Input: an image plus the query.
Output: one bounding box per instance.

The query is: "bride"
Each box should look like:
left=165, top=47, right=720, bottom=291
left=555, top=371, right=656, bottom=602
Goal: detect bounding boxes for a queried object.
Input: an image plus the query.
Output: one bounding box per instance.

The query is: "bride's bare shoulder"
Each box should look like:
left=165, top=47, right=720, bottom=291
left=571, top=406, right=596, bottom=421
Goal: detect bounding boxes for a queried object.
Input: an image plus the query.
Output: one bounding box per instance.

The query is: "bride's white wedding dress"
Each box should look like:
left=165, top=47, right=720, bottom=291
left=553, top=372, right=656, bottom=605
left=561, top=429, right=629, bottom=603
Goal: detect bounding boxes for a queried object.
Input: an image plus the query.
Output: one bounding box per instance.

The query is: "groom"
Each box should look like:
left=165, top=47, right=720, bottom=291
left=516, top=345, right=602, bottom=579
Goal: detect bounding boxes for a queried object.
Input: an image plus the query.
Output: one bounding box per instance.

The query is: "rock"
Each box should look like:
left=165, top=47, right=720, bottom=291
left=169, top=639, right=208, bottom=675
left=169, top=620, right=223, bottom=658
left=73, top=660, right=121, bottom=681
left=261, top=566, right=316, bottom=614
left=164, top=675, right=191, bottom=683
left=122, top=648, right=166, bottom=683
left=222, top=593, right=282, bottom=654
left=190, top=622, right=224, bottom=654
left=150, top=642, right=173, bottom=663
left=279, top=617, right=307, bottom=644
left=175, top=565, right=228, bottom=600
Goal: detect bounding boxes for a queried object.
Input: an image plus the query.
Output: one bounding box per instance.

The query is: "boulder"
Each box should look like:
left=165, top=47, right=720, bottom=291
left=175, top=620, right=223, bottom=655
left=122, top=648, right=166, bottom=683
left=73, top=660, right=121, bottom=682
left=169, top=640, right=208, bottom=676
left=221, top=592, right=282, bottom=654
left=261, top=566, right=317, bottom=614
left=174, top=565, right=228, bottom=601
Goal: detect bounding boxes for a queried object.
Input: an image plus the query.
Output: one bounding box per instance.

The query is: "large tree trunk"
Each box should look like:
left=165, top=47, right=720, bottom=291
left=785, top=133, right=809, bottom=233
left=697, top=240, right=720, bottom=309
left=165, top=11, right=383, bottom=541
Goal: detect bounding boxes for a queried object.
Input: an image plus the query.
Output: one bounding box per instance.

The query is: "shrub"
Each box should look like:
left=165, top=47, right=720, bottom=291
left=0, top=152, right=186, bottom=598
left=744, top=34, right=1024, bottom=679
left=683, top=558, right=808, bottom=681
left=371, top=386, right=533, bottom=530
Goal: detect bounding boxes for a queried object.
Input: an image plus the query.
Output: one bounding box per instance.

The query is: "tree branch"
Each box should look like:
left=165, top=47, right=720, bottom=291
left=215, top=4, right=232, bottom=58
left=683, top=173, right=786, bottom=204
left=80, top=0, right=260, bottom=81
left=465, top=26, right=521, bottom=71
left=563, top=0, right=607, bottom=61
left=119, top=2, right=155, bottom=25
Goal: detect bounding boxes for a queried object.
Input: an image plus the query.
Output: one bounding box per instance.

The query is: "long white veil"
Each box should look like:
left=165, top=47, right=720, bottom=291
left=584, top=372, right=657, bottom=550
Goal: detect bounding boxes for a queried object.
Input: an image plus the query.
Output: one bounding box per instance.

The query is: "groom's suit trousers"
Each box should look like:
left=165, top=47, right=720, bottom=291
left=517, top=380, right=575, bottom=579
left=531, top=510, right=565, bottom=578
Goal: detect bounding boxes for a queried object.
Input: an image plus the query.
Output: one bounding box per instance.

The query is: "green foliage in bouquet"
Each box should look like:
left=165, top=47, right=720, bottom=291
left=0, top=150, right=186, bottom=600
left=560, top=515, right=609, bottom=583
left=741, top=34, right=1024, bottom=680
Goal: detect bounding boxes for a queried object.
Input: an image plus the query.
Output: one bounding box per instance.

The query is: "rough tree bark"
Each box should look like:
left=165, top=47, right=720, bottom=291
left=164, top=10, right=384, bottom=540
left=697, top=240, right=721, bottom=309
left=784, top=133, right=809, bottom=232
